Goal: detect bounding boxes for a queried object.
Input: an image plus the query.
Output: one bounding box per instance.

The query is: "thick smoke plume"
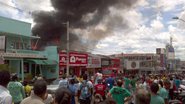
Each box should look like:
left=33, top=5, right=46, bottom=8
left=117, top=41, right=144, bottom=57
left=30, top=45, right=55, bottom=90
left=32, top=0, right=139, bottom=51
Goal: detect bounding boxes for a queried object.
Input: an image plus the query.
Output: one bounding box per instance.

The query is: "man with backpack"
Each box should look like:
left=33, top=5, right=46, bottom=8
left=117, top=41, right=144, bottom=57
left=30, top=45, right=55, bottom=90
left=78, top=74, right=93, bottom=104
left=59, top=74, right=68, bottom=88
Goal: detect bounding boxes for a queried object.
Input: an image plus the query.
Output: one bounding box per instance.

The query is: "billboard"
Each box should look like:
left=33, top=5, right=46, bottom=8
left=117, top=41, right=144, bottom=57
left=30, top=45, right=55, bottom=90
left=0, top=36, right=6, bottom=52
left=111, top=58, right=121, bottom=68
left=87, top=56, right=101, bottom=68
left=59, top=52, right=88, bottom=66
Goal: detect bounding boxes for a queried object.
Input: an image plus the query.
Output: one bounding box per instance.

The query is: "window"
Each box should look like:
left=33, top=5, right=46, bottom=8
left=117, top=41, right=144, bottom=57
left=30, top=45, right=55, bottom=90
left=24, top=62, right=29, bottom=73
left=15, top=42, right=23, bottom=49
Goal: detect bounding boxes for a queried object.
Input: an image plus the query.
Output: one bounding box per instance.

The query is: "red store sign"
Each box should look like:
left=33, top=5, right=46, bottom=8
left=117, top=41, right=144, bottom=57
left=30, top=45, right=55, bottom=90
left=111, top=58, right=121, bottom=68
left=59, top=52, right=88, bottom=66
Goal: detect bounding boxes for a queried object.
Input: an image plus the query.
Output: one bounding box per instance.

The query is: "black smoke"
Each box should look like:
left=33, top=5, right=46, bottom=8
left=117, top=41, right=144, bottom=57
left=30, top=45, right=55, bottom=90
left=32, top=0, right=138, bottom=50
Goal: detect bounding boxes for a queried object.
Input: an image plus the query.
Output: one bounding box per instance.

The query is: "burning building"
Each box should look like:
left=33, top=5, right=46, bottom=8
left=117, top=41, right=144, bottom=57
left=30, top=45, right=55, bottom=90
left=32, top=0, right=140, bottom=51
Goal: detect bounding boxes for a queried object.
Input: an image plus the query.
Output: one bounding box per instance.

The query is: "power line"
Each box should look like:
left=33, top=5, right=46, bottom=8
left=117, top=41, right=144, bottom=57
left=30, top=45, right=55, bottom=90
left=0, top=1, right=31, bottom=15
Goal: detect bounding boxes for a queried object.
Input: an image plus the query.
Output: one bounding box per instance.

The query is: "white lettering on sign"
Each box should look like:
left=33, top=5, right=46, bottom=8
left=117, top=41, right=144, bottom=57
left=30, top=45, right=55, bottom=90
left=76, top=57, right=86, bottom=63
left=70, top=56, right=76, bottom=63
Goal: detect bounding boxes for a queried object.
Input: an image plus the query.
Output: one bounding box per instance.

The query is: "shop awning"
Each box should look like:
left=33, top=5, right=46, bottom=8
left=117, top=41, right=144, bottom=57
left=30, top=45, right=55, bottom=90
left=25, top=59, right=57, bottom=65
left=26, top=59, right=45, bottom=65
left=43, top=60, right=57, bottom=65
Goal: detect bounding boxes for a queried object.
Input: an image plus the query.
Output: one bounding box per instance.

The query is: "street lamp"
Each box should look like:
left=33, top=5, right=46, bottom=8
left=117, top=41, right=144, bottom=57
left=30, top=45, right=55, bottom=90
left=172, top=16, right=185, bottom=23
left=63, top=21, right=70, bottom=76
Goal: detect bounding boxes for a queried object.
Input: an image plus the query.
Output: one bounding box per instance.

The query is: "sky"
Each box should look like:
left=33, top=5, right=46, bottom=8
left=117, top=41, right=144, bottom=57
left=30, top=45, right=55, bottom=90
left=1, top=0, right=185, bottom=60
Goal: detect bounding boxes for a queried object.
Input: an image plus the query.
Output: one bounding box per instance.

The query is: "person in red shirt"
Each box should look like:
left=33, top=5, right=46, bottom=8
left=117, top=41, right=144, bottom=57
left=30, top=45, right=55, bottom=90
left=94, top=79, right=106, bottom=100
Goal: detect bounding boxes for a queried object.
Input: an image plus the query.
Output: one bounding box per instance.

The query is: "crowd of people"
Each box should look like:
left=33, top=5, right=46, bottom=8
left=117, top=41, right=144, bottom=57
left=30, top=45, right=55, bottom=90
left=0, top=69, right=185, bottom=104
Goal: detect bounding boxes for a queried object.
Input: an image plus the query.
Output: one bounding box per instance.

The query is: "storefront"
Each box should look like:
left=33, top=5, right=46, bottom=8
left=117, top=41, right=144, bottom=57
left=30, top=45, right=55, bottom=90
left=25, top=59, right=58, bottom=80
left=86, top=55, right=101, bottom=76
left=59, top=52, right=88, bottom=77
left=0, top=52, right=58, bottom=81
left=0, top=52, right=46, bottom=80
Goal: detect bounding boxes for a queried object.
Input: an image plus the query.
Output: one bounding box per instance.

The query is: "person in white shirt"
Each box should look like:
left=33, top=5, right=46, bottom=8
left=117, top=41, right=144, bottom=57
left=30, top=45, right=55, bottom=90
left=0, top=70, right=12, bottom=104
left=94, top=70, right=103, bottom=85
left=153, top=76, right=158, bottom=84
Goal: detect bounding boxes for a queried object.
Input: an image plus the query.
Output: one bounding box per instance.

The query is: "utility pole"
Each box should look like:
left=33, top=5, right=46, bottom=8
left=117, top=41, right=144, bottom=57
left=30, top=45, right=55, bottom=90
left=66, top=21, right=70, bottom=76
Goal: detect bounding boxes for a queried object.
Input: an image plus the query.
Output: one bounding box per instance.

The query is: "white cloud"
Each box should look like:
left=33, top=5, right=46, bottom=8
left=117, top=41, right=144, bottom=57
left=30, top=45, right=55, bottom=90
left=150, top=19, right=164, bottom=32
left=137, top=0, right=149, bottom=7
left=96, top=43, right=109, bottom=49
left=0, top=0, right=53, bottom=24
left=154, top=0, right=185, bottom=12
left=0, top=0, right=18, bottom=17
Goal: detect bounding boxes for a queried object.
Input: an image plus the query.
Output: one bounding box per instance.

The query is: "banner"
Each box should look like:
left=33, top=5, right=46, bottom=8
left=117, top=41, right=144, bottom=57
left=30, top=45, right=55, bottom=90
left=59, top=52, right=88, bottom=66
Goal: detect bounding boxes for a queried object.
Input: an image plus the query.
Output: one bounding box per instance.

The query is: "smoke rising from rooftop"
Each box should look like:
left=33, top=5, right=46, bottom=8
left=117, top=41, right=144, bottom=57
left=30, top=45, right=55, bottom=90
left=32, top=0, right=139, bottom=51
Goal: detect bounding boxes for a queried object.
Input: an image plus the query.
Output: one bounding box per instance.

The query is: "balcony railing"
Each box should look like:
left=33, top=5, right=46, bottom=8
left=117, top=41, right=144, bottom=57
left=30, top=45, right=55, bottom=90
left=6, top=49, right=47, bottom=56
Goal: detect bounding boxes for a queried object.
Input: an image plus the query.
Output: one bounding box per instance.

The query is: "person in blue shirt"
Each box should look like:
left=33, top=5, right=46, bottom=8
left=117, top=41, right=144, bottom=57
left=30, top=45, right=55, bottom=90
left=175, top=76, right=181, bottom=89
left=105, top=76, right=115, bottom=90
left=68, top=78, right=78, bottom=104
left=78, top=74, right=93, bottom=104
left=59, top=74, right=68, bottom=88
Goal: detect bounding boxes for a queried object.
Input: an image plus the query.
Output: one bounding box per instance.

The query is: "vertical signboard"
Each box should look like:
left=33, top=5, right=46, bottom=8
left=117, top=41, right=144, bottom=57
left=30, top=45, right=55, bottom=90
left=0, top=36, right=6, bottom=52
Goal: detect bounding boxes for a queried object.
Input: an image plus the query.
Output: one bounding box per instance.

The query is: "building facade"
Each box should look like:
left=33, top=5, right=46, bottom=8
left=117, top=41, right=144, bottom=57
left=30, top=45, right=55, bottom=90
left=123, top=54, right=157, bottom=74
left=0, top=16, right=59, bottom=81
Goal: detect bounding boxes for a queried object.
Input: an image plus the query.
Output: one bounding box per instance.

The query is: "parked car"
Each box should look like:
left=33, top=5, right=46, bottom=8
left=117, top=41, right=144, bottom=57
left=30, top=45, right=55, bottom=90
left=47, top=78, right=80, bottom=94
left=47, top=78, right=60, bottom=94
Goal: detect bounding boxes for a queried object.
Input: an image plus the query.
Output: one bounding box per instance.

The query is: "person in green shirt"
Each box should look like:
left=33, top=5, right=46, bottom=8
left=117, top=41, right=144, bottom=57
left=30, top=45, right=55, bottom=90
left=124, top=76, right=131, bottom=91
left=130, top=75, right=138, bottom=93
left=8, top=74, right=25, bottom=104
left=108, top=79, right=132, bottom=104
left=150, top=83, right=164, bottom=104
left=159, top=80, right=171, bottom=104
